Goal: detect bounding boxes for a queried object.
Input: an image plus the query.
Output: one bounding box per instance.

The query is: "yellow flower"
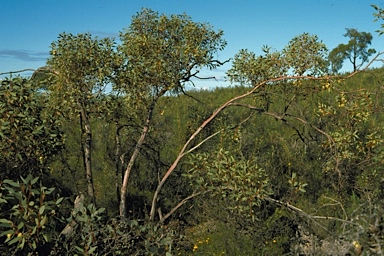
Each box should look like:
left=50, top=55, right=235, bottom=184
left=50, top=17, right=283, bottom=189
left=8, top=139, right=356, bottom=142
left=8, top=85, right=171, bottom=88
left=353, top=240, right=363, bottom=255
left=193, top=244, right=198, bottom=251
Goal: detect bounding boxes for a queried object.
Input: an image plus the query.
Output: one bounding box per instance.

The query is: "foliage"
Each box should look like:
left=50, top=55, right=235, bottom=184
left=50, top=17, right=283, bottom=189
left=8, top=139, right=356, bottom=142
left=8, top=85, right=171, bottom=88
left=283, top=33, right=328, bottom=76
left=328, top=28, right=376, bottom=72
left=227, top=47, right=286, bottom=86
left=318, top=76, right=384, bottom=195
left=373, top=4, right=384, bottom=35
left=47, top=33, right=116, bottom=108
left=46, top=32, right=117, bottom=122
left=227, top=33, right=328, bottom=86
left=0, top=174, right=176, bottom=255
left=52, top=201, right=176, bottom=255
left=0, top=77, right=64, bottom=179
left=61, top=202, right=106, bottom=255
left=187, top=222, right=256, bottom=256
left=117, top=8, right=227, bottom=97
left=0, top=175, right=64, bottom=255
left=3, top=5, right=384, bottom=256
left=186, top=148, right=272, bottom=219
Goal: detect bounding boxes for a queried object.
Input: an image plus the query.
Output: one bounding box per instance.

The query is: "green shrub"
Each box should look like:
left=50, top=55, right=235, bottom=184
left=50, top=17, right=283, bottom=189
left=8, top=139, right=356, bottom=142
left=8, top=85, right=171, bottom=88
left=0, top=175, right=64, bottom=255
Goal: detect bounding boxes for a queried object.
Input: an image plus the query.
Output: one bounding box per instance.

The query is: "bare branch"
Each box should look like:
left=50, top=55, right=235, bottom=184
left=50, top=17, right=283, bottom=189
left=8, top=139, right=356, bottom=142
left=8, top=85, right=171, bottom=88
left=0, top=69, right=36, bottom=76
left=211, top=58, right=231, bottom=66
left=159, top=191, right=205, bottom=223
left=194, top=75, right=217, bottom=80
left=178, top=85, right=205, bottom=104
left=264, top=196, right=363, bottom=231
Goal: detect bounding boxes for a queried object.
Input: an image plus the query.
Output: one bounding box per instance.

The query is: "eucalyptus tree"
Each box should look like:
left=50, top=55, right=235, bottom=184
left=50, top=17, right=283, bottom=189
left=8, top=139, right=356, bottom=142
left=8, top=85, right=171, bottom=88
left=115, top=8, right=227, bottom=217
left=328, top=28, right=376, bottom=73
left=47, top=33, right=117, bottom=205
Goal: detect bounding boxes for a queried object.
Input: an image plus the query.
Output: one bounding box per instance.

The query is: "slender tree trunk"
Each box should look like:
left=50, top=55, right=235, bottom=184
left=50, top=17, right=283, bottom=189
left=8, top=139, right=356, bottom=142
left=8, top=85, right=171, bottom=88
left=78, top=101, right=96, bottom=205
left=115, top=124, right=124, bottom=203
left=119, top=100, right=156, bottom=217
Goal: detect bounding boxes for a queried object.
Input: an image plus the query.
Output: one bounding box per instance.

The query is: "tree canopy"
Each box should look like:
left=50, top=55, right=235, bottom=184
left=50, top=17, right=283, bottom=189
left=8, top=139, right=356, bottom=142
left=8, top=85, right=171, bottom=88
left=328, top=28, right=376, bottom=73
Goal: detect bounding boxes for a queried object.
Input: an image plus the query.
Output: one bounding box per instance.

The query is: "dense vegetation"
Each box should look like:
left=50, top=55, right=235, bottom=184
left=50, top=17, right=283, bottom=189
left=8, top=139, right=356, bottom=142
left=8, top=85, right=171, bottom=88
left=1, top=6, right=384, bottom=256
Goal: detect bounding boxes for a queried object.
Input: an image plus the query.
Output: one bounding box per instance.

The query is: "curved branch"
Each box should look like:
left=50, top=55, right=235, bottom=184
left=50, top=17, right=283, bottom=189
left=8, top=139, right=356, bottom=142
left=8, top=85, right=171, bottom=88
left=179, top=85, right=205, bottom=104
left=159, top=191, right=205, bottom=223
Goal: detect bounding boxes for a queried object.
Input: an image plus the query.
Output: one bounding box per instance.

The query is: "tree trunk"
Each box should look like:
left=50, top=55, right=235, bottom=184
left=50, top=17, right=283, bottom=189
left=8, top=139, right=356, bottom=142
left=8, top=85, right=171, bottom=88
left=119, top=100, right=156, bottom=217
left=79, top=102, right=96, bottom=205
left=60, top=193, right=85, bottom=237
left=115, top=124, right=124, bottom=203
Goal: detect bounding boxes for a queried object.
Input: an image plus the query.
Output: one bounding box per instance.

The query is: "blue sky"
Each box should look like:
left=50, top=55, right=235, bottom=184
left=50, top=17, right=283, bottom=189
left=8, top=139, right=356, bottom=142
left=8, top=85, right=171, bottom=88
left=1, top=0, right=384, bottom=88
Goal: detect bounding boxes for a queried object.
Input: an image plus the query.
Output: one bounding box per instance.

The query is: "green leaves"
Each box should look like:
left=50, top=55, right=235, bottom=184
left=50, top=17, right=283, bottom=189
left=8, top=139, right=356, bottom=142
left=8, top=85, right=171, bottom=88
left=186, top=148, right=272, bottom=217
left=0, top=78, right=64, bottom=179
left=47, top=32, right=117, bottom=117
left=117, top=8, right=226, bottom=98
left=283, top=33, right=328, bottom=76
left=0, top=175, right=64, bottom=253
left=227, top=48, right=286, bottom=86
left=288, top=172, right=307, bottom=193
left=228, top=33, right=328, bottom=86
left=372, top=4, right=384, bottom=35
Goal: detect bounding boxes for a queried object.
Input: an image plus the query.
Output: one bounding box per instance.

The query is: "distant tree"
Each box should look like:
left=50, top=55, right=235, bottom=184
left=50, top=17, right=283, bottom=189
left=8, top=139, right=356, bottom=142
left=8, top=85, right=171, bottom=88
left=329, top=28, right=376, bottom=73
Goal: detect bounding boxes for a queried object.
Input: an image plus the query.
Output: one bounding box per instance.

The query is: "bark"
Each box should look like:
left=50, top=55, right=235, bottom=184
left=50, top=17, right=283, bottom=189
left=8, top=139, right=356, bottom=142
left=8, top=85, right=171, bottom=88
left=60, top=193, right=85, bottom=237
left=115, top=124, right=128, bottom=203
left=115, top=125, right=122, bottom=203
left=119, top=100, right=156, bottom=217
left=78, top=101, right=96, bottom=205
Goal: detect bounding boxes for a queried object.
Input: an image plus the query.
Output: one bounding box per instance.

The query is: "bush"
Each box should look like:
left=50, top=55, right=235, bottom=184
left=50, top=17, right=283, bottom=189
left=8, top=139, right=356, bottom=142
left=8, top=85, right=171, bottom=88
left=0, top=175, right=64, bottom=255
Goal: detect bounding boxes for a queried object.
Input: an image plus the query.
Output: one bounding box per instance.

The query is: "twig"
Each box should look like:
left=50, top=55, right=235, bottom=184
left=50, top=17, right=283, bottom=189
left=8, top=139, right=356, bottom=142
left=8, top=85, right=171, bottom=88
left=0, top=69, right=35, bottom=76
left=159, top=191, right=205, bottom=223
left=264, top=196, right=364, bottom=231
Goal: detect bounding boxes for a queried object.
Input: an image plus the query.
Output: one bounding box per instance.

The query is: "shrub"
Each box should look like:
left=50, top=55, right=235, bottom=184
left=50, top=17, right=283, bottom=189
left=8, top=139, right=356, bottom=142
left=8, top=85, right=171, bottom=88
left=0, top=175, right=64, bottom=255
